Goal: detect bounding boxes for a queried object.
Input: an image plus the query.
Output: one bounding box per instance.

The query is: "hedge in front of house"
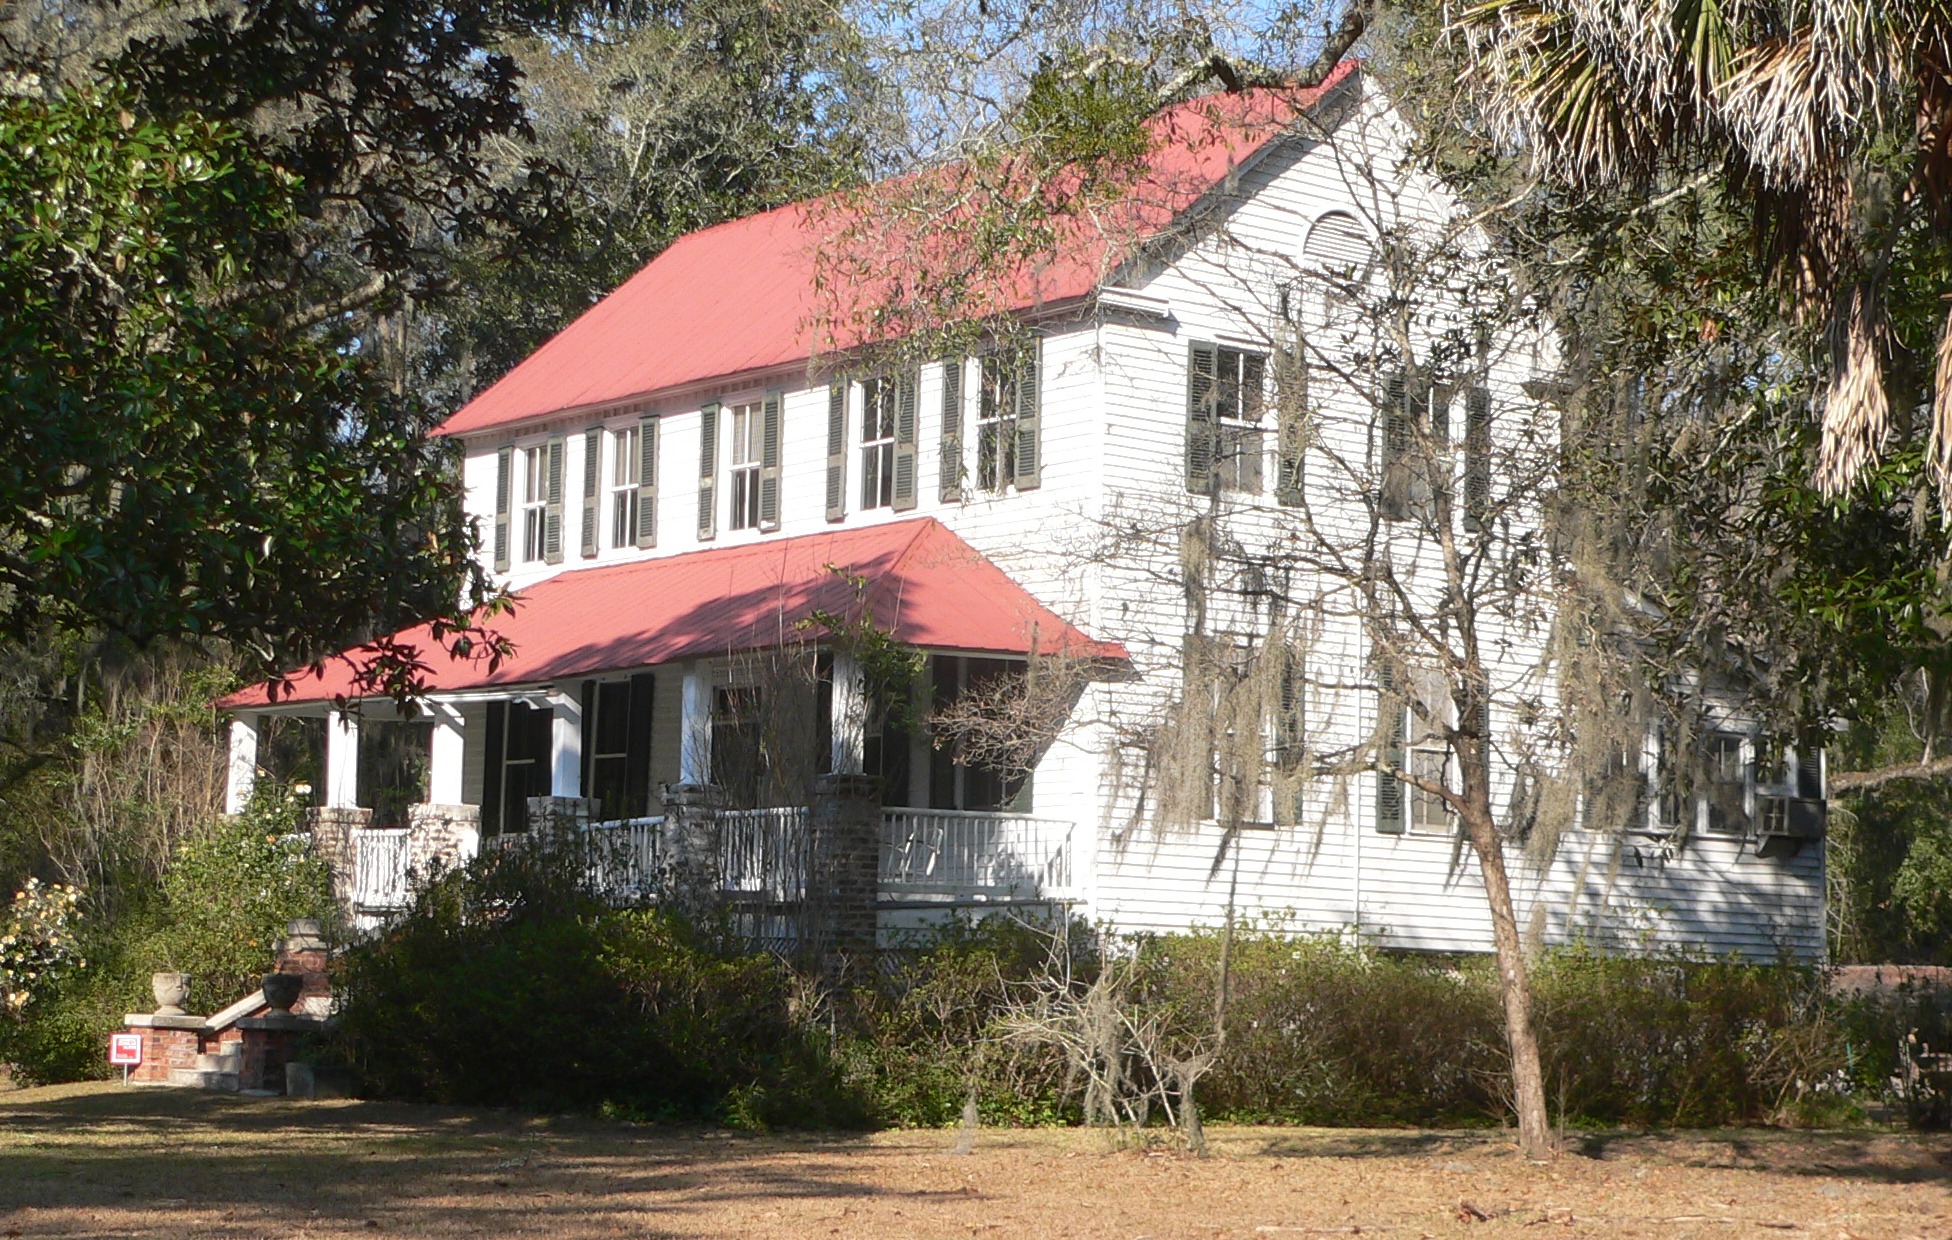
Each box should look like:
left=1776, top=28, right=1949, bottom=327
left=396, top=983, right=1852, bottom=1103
left=331, top=842, right=871, bottom=1128
left=324, top=840, right=1944, bottom=1131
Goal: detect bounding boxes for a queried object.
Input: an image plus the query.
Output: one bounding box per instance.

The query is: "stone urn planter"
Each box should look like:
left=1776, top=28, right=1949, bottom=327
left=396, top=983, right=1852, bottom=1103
left=260, top=971, right=304, bottom=1012
left=151, top=971, right=192, bottom=1016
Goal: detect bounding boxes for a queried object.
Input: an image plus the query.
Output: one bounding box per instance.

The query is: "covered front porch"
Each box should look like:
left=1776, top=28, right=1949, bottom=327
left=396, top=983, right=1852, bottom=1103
left=217, top=519, right=1122, bottom=934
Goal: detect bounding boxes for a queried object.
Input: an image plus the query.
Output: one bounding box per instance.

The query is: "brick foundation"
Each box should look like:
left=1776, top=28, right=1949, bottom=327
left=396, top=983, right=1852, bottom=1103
left=407, top=802, right=482, bottom=874
left=663, top=784, right=723, bottom=924
left=810, top=773, right=881, bottom=972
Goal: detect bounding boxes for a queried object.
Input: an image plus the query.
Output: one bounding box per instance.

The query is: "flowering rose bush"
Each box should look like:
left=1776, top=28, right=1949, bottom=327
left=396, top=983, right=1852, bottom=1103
left=0, top=879, right=83, bottom=1018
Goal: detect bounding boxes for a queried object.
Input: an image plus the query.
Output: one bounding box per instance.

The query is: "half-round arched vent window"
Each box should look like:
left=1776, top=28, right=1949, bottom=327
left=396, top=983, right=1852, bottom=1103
left=1296, top=210, right=1374, bottom=331
left=1301, top=211, right=1374, bottom=311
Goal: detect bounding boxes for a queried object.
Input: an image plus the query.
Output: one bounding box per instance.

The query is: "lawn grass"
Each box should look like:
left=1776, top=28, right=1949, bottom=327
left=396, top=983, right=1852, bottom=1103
left=1, top=1080, right=1948, bottom=1238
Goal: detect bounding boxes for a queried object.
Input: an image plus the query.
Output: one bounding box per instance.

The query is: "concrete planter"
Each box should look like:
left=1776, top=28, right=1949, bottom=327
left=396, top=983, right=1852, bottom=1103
left=260, top=972, right=303, bottom=1012
left=151, top=972, right=192, bottom=1016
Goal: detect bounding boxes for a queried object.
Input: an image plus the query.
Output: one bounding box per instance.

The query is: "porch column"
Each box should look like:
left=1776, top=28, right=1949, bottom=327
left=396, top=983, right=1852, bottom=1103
left=830, top=652, right=867, bottom=776
left=549, top=690, right=583, bottom=798
left=810, top=772, right=882, bottom=971
left=225, top=715, right=260, bottom=815
left=426, top=701, right=467, bottom=807
left=325, top=709, right=359, bottom=810
left=679, top=665, right=713, bottom=785
left=662, top=784, right=723, bottom=924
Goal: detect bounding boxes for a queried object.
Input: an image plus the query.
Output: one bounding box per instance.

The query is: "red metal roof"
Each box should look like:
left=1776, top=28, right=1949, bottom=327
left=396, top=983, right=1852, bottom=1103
left=436, top=66, right=1359, bottom=438
left=219, top=519, right=1127, bottom=708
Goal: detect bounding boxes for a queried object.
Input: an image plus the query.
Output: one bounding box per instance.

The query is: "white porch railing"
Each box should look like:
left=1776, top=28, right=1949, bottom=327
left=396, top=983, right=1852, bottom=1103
left=352, top=804, right=1075, bottom=913
left=351, top=828, right=412, bottom=911
left=720, top=807, right=809, bottom=903
left=589, top=815, right=664, bottom=897
left=879, top=808, right=1075, bottom=900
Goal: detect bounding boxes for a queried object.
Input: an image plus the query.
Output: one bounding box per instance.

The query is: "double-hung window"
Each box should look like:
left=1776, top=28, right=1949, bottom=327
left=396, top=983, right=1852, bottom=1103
left=971, top=343, right=1040, bottom=493
left=609, top=425, right=639, bottom=548
left=482, top=700, right=552, bottom=835
left=1704, top=731, right=1751, bottom=834
left=728, top=401, right=764, bottom=530
left=582, top=674, right=654, bottom=819
left=977, top=355, right=1018, bottom=491
left=521, top=447, right=548, bottom=562
left=1215, top=347, right=1268, bottom=493
left=859, top=379, right=897, bottom=510
left=1185, top=343, right=1269, bottom=495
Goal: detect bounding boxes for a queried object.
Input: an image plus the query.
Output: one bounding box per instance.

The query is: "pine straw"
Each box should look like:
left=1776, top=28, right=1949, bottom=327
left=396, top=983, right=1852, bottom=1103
left=2, top=1081, right=1948, bottom=1239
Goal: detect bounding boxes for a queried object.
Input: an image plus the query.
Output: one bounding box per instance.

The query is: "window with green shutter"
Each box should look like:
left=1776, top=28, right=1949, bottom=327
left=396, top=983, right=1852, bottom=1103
left=697, top=402, right=719, bottom=541
left=939, top=358, right=964, bottom=502
left=825, top=381, right=847, bottom=521
left=580, top=427, right=601, bottom=559
left=977, top=341, right=1039, bottom=493
left=492, top=445, right=512, bottom=572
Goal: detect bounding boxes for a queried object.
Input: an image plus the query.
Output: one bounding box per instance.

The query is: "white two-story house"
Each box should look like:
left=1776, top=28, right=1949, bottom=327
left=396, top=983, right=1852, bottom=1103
left=221, top=64, right=1829, bottom=959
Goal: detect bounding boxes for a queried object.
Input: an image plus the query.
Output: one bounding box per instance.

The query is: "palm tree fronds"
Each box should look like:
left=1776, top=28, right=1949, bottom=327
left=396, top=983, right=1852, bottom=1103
left=1816, top=281, right=1892, bottom=499
left=1930, top=300, right=1952, bottom=515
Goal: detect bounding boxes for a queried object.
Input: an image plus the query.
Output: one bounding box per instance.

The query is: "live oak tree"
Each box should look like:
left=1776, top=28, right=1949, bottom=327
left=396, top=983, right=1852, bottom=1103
left=418, top=0, right=880, bottom=410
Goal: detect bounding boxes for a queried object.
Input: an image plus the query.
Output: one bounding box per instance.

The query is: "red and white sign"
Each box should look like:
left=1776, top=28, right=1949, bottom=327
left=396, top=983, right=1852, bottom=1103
left=108, top=1033, right=143, bottom=1067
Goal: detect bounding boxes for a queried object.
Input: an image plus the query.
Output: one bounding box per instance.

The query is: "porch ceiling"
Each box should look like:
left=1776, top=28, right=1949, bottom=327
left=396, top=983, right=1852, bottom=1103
left=219, top=518, right=1126, bottom=708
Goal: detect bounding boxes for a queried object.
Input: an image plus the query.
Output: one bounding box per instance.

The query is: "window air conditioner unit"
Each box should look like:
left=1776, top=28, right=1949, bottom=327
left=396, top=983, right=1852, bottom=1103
left=1756, top=795, right=1826, bottom=858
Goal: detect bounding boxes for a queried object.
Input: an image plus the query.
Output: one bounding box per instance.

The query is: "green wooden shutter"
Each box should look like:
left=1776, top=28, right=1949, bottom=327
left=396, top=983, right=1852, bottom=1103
left=493, top=445, right=512, bottom=572
left=1463, top=385, right=1491, bottom=531
left=635, top=415, right=658, bottom=548
left=578, top=678, right=597, bottom=804
left=1796, top=745, right=1823, bottom=799
left=697, top=401, right=719, bottom=541
left=893, top=368, right=919, bottom=510
left=625, top=672, right=657, bottom=817
left=482, top=701, right=506, bottom=834
left=1012, top=338, right=1042, bottom=489
left=825, top=381, right=847, bottom=521
left=542, top=433, right=565, bottom=564
left=1276, top=644, right=1304, bottom=769
left=1275, top=341, right=1306, bottom=506
left=1375, top=659, right=1406, bottom=834
left=758, top=389, right=784, bottom=530
left=1379, top=370, right=1409, bottom=520
left=1185, top=341, right=1218, bottom=494
left=580, top=427, right=601, bottom=558
left=939, top=358, right=963, bottom=502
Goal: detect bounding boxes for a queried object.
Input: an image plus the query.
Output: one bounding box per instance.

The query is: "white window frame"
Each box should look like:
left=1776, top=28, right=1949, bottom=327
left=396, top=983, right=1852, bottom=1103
left=1702, top=729, right=1753, bottom=835
left=608, top=424, right=639, bottom=549
left=1401, top=665, right=1455, bottom=836
left=520, top=444, right=547, bottom=563
left=1213, top=346, right=1268, bottom=495
left=859, top=378, right=897, bottom=510
left=728, top=400, right=765, bottom=530
left=976, top=354, right=1018, bottom=493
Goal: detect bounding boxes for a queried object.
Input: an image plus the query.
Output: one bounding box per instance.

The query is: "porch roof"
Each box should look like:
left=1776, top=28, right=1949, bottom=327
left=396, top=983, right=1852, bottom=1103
left=219, top=518, right=1126, bottom=709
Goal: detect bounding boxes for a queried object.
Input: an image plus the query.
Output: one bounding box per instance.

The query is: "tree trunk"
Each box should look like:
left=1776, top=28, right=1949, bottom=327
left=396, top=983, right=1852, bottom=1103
left=1459, top=800, right=1553, bottom=1158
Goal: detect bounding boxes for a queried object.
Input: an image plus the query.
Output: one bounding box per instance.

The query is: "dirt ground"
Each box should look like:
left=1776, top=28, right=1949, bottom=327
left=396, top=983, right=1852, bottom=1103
left=1, top=1081, right=1949, bottom=1239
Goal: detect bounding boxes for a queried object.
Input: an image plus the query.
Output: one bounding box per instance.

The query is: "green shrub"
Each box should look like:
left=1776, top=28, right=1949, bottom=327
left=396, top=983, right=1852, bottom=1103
left=1139, top=931, right=1505, bottom=1126
left=846, top=914, right=1090, bottom=1127
left=157, top=781, right=336, bottom=1012
left=0, top=782, right=334, bottom=1084
left=0, top=893, right=162, bottom=1085
left=323, top=860, right=1944, bottom=1132
left=333, top=840, right=870, bottom=1127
